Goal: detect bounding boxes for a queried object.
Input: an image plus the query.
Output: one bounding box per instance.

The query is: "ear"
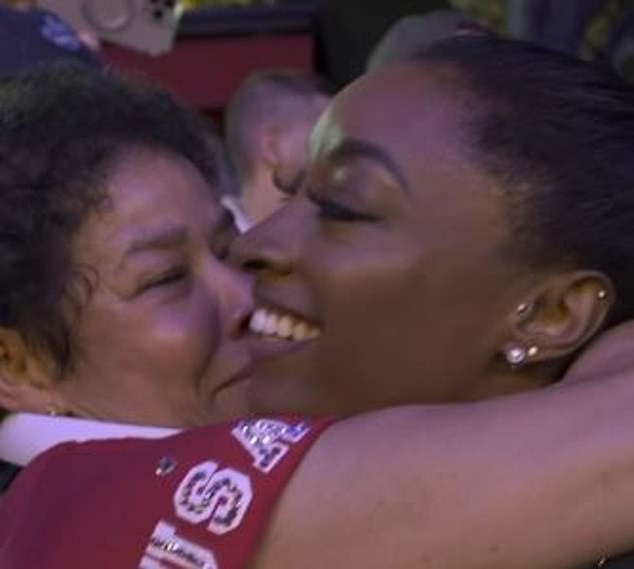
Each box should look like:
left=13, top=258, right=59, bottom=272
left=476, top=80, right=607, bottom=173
left=257, top=123, right=283, bottom=170
left=0, top=327, right=61, bottom=414
left=510, top=271, right=614, bottom=362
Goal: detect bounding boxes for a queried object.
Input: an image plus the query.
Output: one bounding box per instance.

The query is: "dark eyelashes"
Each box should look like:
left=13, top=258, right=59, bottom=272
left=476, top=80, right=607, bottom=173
left=141, top=267, right=187, bottom=291
left=308, top=193, right=380, bottom=223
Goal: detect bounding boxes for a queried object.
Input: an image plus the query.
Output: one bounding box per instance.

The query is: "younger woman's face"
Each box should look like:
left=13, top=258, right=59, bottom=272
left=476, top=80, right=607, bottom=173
left=232, top=65, right=546, bottom=417
left=54, top=147, right=254, bottom=427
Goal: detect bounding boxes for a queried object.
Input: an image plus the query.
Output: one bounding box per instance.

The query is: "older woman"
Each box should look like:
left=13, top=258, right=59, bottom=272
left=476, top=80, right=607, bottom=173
left=3, top=37, right=634, bottom=568
left=0, top=63, right=252, bottom=427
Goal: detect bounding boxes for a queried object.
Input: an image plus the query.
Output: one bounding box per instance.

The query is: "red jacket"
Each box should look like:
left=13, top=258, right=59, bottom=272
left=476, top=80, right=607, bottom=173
left=0, top=417, right=332, bottom=569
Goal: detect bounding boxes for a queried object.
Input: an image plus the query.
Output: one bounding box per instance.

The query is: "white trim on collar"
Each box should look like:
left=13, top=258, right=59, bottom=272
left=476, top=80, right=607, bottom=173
left=0, top=413, right=179, bottom=466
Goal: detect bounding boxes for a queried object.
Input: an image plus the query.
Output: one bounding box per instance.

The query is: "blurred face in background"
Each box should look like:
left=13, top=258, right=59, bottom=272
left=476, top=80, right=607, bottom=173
left=270, top=93, right=331, bottom=200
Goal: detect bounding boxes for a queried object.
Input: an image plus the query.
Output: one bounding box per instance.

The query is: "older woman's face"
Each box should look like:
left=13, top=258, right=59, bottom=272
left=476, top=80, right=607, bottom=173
left=55, top=147, right=253, bottom=427
left=232, top=65, right=543, bottom=417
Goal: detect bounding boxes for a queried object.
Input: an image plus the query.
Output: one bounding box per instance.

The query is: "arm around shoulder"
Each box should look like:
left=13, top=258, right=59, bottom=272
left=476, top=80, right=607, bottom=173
left=254, top=372, right=634, bottom=569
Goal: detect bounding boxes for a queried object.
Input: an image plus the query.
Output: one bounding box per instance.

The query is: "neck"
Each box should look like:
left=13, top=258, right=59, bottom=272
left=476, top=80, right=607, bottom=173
left=468, top=361, right=563, bottom=402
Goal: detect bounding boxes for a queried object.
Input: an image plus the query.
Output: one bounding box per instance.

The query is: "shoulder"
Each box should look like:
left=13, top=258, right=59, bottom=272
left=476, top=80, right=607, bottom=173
left=10, top=415, right=330, bottom=477
left=0, top=417, right=332, bottom=569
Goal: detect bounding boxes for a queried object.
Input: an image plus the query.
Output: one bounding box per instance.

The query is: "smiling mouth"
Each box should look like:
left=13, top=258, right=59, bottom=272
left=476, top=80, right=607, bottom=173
left=249, top=307, right=321, bottom=342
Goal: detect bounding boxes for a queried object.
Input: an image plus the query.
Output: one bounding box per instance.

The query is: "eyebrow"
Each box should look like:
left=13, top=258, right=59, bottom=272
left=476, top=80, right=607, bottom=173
left=123, top=226, right=188, bottom=260
left=327, top=138, right=409, bottom=192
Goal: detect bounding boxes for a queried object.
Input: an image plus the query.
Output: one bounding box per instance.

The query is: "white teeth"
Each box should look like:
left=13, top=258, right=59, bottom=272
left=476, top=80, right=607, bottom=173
left=263, top=313, right=278, bottom=335
left=277, top=316, right=293, bottom=338
left=306, top=328, right=320, bottom=340
left=249, top=308, right=320, bottom=341
left=292, top=321, right=309, bottom=341
left=250, top=309, right=267, bottom=333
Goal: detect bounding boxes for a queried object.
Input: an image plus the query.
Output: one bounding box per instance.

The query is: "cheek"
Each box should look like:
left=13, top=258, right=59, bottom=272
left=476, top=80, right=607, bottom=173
left=315, top=249, right=518, bottom=391
left=281, top=132, right=309, bottom=169
left=136, top=298, right=222, bottom=377
left=301, top=249, right=436, bottom=408
left=74, top=293, right=221, bottom=380
left=306, top=239, right=433, bottom=373
left=308, top=235, right=427, bottom=313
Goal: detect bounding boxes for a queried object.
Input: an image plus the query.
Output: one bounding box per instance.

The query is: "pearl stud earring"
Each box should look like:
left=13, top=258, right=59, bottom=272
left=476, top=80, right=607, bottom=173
left=504, top=344, right=528, bottom=366
left=504, top=344, right=538, bottom=367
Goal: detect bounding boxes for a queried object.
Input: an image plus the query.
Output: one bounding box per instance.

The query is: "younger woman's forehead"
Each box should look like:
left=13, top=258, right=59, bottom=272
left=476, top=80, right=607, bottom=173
left=306, top=67, right=475, bottom=179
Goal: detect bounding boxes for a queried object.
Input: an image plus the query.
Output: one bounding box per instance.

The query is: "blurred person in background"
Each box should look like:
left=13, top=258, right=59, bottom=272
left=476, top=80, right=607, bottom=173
left=0, top=0, right=100, bottom=77
left=224, top=69, right=332, bottom=226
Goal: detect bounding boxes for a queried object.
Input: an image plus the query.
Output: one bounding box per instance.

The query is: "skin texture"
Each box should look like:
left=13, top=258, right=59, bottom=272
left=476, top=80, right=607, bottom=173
left=0, top=146, right=254, bottom=427
left=252, top=327, right=634, bottom=569
left=232, top=64, right=611, bottom=418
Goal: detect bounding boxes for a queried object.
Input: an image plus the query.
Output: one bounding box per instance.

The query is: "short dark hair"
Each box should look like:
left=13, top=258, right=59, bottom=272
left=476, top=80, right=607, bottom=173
left=225, top=69, right=333, bottom=183
left=0, top=62, right=221, bottom=373
left=414, top=35, right=634, bottom=322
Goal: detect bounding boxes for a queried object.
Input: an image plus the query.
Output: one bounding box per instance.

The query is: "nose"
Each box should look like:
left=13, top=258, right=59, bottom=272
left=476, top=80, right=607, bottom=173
left=229, top=202, right=304, bottom=279
left=204, top=260, right=254, bottom=338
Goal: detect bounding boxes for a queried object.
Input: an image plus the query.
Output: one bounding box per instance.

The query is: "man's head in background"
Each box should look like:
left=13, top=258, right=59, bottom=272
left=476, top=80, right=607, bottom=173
left=225, top=69, right=333, bottom=225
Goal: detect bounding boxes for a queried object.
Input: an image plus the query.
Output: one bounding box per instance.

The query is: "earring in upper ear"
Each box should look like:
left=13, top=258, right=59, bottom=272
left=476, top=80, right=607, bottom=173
left=516, top=302, right=530, bottom=315
left=597, top=289, right=608, bottom=300
left=527, top=346, right=539, bottom=358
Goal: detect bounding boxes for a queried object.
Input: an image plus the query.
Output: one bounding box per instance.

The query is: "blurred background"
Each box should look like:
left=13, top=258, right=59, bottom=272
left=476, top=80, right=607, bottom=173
left=3, top=0, right=634, bottom=116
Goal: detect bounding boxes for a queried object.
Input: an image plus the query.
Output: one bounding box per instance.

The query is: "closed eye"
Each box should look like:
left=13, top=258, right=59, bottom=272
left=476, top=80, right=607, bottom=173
left=308, top=193, right=380, bottom=223
left=141, top=268, right=188, bottom=292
